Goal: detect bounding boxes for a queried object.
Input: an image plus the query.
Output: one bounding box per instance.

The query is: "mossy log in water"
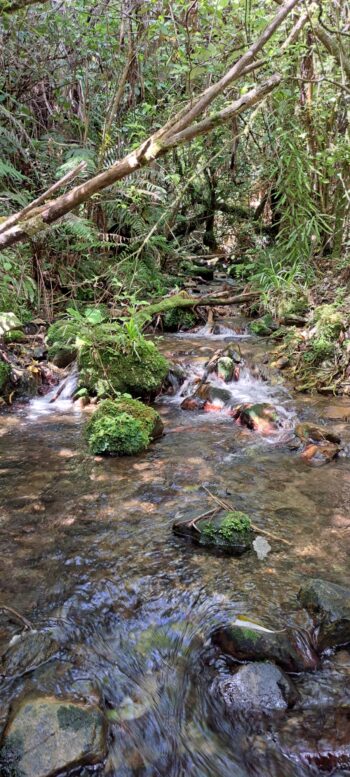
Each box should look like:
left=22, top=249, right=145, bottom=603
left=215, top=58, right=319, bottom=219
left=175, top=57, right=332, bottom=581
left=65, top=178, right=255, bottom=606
left=135, top=291, right=259, bottom=327
left=85, top=398, right=163, bottom=456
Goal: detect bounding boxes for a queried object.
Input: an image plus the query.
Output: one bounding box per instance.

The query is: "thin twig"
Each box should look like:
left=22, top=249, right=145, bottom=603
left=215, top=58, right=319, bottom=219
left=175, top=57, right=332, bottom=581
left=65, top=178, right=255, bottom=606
left=0, top=605, right=33, bottom=630
left=188, top=507, right=219, bottom=532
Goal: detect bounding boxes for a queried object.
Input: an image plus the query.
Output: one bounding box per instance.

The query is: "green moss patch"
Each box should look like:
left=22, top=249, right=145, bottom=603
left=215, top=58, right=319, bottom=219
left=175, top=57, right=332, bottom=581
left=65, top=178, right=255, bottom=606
left=85, top=397, right=162, bottom=456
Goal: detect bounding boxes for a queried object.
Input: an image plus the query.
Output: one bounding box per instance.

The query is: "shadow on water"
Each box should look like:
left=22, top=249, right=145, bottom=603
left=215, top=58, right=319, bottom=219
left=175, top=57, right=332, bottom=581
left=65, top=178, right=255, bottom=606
left=0, top=312, right=350, bottom=775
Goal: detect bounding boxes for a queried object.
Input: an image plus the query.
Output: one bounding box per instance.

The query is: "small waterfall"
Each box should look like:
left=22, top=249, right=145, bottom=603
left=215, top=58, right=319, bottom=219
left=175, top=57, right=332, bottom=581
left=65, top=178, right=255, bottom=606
left=176, top=323, right=250, bottom=340
left=27, top=364, right=79, bottom=419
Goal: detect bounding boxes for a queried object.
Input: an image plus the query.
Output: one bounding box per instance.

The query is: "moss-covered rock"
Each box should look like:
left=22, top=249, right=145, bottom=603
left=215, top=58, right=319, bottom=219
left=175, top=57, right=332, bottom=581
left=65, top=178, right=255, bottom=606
left=4, top=329, right=25, bottom=344
left=249, top=314, right=276, bottom=337
left=47, top=314, right=169, bottom=398
left=0, top=696, right=106, bottom=777
left=85, top=398, right=163, bottom=456
left=173, top=510, right=253, bottom=555
left=0, top=360, right=11, bottom=396
left=46, top=319, right=79, bottom=361
left=298, top=578, right=350, bottom=650
left=212, top=618, right=319, bottom=672
left=162, top=307, right=197, bottom=332
left=232, top=402, right=279, bottom=434
left=79, top=334, right=168, bottom=398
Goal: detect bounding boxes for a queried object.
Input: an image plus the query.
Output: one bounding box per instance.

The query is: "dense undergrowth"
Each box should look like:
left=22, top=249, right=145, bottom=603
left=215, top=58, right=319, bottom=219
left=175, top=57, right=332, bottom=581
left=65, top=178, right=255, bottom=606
left=0, top=0, right=349, bottom=401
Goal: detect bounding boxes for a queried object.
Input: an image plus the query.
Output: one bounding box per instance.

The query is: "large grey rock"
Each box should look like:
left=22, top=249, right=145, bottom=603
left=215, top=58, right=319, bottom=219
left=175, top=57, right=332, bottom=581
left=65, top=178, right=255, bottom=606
left=299, top=578, right=350, bottom=650
left=0, top=696, right=107, bottom=777
left=212, top=618, right=319, bottom=672
left=212, top=662, right=297, bottom=713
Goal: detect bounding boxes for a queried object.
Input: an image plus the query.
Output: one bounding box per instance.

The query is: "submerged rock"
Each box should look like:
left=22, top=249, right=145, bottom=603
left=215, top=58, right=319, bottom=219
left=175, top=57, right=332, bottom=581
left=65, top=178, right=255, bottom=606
left=212, top=618, right=319, bottom=672
left=276, top=708, right=350, bottom=773
left=0, top=696, right=107, bottom=777
left=181, top=396, right=205, bottom=411
left=212, top=662, right=297, bottom=713
left=217, top=356, right=234, bottom=382
left=299, top=578, right=350, bottom=650
left=294, top=422, right=342, bottom=465
left=173, top=511, right=253, bottom=555
left=0, top=629, right=60, bottom=678
left=232, top=402, right=279, bottom=434
left=300, top=441, right=340, bottom=465
left=295, top=422, right=341, bottom=445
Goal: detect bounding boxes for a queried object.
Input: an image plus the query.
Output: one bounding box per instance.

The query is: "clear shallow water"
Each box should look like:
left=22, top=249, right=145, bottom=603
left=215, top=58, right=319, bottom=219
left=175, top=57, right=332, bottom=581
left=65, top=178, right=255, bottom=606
left=0, top=314, right=350, bottom=776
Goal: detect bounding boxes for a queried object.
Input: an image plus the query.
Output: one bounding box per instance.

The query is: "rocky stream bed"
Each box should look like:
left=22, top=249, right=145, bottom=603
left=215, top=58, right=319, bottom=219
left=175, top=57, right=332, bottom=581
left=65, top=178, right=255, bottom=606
left=0, top=303, right=350, bottom=777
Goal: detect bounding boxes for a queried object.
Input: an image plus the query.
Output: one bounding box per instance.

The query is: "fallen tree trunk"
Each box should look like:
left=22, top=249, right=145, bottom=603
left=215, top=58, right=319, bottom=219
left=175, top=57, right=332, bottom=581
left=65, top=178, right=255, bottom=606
left=0, top=0, right=301, bottom=250
left=135, top=291, right=259, bottom=326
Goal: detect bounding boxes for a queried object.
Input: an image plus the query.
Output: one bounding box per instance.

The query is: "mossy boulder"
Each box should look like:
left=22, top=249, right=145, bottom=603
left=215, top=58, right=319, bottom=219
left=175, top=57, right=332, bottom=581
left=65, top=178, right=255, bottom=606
left=249, top=315, right=276, bottom=337
left=0, top=696, right=106, bottom=777
left=0, top=360, right=11, bottom=397
left=85, top=398, right=163, bottom=456
left=47, top=316, right=169, bottom=398
left=298, top=578, right=350, bottom=650
left=46, top=319, right=79, bottom=362
left=217, top=356, right=234, bottom=382
left=4, top=329, right=25, bottom=344
left=79, top=335, right=168, bottom=398
left=173, top=511, right=253, bottom=555
left=212, top=618, right=319, bottom=672
left=162, top=307, right=197, bottom=332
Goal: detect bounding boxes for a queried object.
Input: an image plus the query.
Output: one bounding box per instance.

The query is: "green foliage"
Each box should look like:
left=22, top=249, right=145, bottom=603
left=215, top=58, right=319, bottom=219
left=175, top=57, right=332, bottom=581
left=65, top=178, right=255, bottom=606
left=302, top=305, right=343, bottom=367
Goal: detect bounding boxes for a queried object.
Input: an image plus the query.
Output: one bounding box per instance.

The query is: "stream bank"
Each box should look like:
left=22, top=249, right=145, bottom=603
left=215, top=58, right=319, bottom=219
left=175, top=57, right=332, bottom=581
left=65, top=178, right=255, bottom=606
left=0, top=301, right=350, bottom=776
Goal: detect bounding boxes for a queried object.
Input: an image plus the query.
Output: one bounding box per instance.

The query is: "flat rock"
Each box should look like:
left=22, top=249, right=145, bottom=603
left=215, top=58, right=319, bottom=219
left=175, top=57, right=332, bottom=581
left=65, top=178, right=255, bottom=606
left=0, top=696, right=107, bottom=777
left=299, top=578, right=350, bottom=650
left=212, top=662, right=297, bottom=713
left=212, top=618, right=319, bottom=672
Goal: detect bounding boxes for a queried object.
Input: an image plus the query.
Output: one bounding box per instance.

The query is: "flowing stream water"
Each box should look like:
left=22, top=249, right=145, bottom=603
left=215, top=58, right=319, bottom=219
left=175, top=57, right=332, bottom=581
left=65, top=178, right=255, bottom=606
left=0, top=305, right=350, bottom=776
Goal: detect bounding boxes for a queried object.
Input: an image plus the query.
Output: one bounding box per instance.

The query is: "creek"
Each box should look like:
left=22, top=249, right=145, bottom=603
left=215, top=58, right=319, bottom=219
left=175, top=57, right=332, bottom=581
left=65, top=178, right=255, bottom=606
left=0, top=302, right=350, bottom=776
